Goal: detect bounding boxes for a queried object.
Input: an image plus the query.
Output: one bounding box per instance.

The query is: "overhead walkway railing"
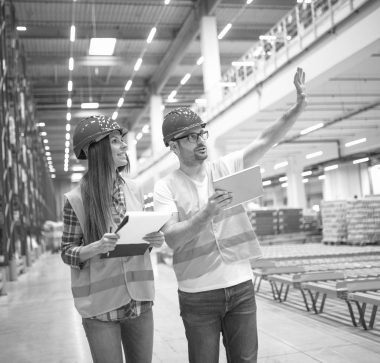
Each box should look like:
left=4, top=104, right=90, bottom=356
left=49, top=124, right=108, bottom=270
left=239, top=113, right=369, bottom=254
left=193, top=0, right=372, bottom=122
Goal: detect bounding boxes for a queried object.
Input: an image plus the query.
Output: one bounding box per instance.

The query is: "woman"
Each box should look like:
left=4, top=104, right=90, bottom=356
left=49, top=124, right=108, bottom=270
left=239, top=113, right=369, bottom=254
left=61, top=115, right=164, bottom=363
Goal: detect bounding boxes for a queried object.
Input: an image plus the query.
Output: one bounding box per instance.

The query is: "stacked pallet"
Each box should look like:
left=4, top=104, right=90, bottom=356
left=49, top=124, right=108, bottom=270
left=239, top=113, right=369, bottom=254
left=247, top=210, right=277, bottom=236
left=346, top=199, right=380, bottom=245
left=278, top=208, right=303, bottom=233
left=321, top=201, right=348, bottom=244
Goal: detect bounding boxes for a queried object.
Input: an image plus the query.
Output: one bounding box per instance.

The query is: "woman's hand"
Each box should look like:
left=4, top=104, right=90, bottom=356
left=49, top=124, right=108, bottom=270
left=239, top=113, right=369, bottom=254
left=95, top=232, right=120, bottom=254
left=143, top=231, right=165, bottom=249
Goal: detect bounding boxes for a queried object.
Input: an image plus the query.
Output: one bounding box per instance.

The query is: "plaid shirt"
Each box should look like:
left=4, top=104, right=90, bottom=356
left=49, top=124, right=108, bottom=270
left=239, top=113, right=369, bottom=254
left=61, top=173, right=152, bottom=321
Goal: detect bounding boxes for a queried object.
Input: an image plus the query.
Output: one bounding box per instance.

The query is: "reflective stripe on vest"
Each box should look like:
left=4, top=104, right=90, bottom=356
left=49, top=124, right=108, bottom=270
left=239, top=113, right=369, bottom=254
left=65, top=180, right=154, bottom=317
left=166, top=163, right=262, bottom=282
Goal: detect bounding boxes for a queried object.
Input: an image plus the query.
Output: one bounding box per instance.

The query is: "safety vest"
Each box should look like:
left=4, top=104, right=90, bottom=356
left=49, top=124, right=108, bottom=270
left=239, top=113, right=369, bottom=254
left=65, top=179, right=154, bottom=318
left=164, top=162, right=262, bottom=282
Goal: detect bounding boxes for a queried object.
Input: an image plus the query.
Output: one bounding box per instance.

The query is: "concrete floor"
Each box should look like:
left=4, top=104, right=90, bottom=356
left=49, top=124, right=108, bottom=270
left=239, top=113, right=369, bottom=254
left=0, top=252, right=379, bottom=363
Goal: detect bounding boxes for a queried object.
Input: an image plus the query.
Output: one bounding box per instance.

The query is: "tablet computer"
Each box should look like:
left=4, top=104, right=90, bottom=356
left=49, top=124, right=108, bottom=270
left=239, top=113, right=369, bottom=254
left=213, top=165, right=263, bottom=209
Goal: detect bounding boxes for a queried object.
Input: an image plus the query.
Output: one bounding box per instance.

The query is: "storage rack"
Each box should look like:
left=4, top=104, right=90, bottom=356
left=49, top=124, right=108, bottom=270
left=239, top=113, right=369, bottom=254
left=0, top=0, right=56, bottom=281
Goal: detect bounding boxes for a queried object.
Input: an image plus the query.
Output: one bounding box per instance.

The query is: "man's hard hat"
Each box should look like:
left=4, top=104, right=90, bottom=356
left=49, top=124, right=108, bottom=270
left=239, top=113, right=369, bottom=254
left=162, top=107, right=206, bottom=146
left=73, top=115, right=128, bottom=160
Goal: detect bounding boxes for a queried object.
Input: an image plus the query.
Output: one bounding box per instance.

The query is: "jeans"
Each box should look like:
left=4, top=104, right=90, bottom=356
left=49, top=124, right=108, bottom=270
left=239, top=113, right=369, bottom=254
left=82, top=308, right=153, bottom=363
left=178, top=280, right=258, bottom=363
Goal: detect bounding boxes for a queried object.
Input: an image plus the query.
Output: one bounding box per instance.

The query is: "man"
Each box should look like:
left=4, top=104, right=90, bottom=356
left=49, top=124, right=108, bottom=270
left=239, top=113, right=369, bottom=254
left=154, top=68, right=307, bottom=363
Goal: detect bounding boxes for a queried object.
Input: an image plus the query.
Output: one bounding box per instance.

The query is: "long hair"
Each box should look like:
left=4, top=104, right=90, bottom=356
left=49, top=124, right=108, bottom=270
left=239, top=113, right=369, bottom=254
left=80, top=135, right=130, bottom=244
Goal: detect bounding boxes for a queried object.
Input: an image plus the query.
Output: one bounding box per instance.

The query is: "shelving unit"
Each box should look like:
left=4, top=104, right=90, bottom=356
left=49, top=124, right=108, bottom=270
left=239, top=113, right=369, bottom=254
left=0, top=0, right=56, bottom=284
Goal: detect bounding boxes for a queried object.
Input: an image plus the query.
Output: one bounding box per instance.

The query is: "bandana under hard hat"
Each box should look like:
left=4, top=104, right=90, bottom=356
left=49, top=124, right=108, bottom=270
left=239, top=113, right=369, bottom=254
left=162, top=107, right=206, bottom=146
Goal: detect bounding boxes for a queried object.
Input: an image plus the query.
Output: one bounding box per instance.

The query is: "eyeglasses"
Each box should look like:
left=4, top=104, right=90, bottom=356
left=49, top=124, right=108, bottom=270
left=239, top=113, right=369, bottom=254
left=172, top=130, right=209, bottom=143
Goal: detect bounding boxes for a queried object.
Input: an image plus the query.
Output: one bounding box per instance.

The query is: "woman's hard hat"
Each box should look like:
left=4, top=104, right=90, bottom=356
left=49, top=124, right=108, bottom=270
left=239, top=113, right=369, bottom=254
left=73, top=115, right=128, bottom=160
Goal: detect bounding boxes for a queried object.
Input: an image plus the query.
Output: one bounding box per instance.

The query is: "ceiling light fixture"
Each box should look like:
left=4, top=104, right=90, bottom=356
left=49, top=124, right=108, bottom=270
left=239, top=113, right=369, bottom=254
left=262, top=180, right=271, bottom=186
left=66, top=112, right=71, bottom=121
left=89, top=38, right=116, bottom=55
left=306, top=150, right=323, bottom=159
left=345, top=137, right=367, bottom=147
left=274, top=161, right=288, bottom=169
left=68, top=81, right=73, bottom=92
left=16, top=26, right=27, bottom=31
left=68, top=57, right=74, bottom=71
left=117, top=98, right=124, bottom=107
left=67, top=98, right=72, bottom=108
left=112, top=111, right=118, bottom=120
left=124, top=80, right=132, bottom=91
left=147, top=27, right=157, bottom=44
left=302, top=170, right=312, bottom=176
left=70, top=25, right=76, bottom=42
left=300, top=122, right=324, bottom=135
left=81, top=102, right=99, bottom=109
left=353, top=157, right=369, bottom=164
left=318, top=175, right=326, bottom=180
left=218, top=23, right=232, bottom=40
left=180, top=73, right=191, bottom=85
left=134, top=58, right=143, bottom=71
left=196, top=56, right=204, bottom=65
left=279, top=176, right=288, bottom=182
left=324, top=164, right=339, bottom=172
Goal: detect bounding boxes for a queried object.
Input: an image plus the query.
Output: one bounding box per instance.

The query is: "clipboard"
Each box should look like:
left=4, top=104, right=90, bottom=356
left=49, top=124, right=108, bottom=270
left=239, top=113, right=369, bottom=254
left=213, top=165, right=263, bottom=209
left=101, top=211, right=171, bottom=258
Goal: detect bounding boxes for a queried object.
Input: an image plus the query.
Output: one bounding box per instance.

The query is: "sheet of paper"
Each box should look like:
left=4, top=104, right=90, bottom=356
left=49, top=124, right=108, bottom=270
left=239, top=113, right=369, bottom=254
left=213, top=165, right=263, bottom=209
left=116, top=211, right=172, bottom=245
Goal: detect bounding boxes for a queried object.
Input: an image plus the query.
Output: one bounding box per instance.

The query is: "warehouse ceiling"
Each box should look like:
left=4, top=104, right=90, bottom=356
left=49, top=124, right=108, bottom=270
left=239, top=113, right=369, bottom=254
left=12, top=0, right=380, bottom=180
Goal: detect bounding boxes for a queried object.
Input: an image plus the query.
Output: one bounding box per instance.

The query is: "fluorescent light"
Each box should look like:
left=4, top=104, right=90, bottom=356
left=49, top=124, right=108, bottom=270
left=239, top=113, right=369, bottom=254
left=68, top=57, right=74, bottom=71
left=353, top=157, right=369, bottom=164
left=324, top=164, right=339, bottom=172
left=70, top=25, right=76, bottom=42
left=89, top=38, right=116, bottom=55
left=65, top=141, right=70, bottom=147
left=306, top=150, right=323, bottom=159
left=67, top=98, right=72, bottom=108
left=16, top=26, right=27, bottom=31
left=274, top=161, right=288, bottom=170
left=124, top=80, right=132, bottom=91
left=65, top=147, right=69, bottom=154
left=164, top=0, right=171, bottom=4
left=196, top=56, right=204, bottom=65
left=259, top=35, right=277, bottom=41
left=37, top=122, right=46, bottom=127
left=218, top=23, right=232, bottom=40
left=81, top=102, right=99, bottom=109
left=302, top=171, right=312, bottom=176
left=134, top=58, right=142, bottom=71
left=263, top=180, right=271, bottom=186
left=43, top=139, right=48, bottom=144
left=246, top=0, right=254, bottom=4
left=66, top=112, right=71, bottom=121
left=231, top=61, right=256, bottom=67
left=51, top=174, right=56, bottom=179
left=136, top=132, right=143, bottom=141
left=220, top=81, right=236, bottom=87
left=147, top=27, right=157, bottom=44
left=46, top=156, right=52, bottom=161
left=142, top=124, right=150, bottom=133
left=345, top=137, right=367, bottom=148
left=168, top=90, right=177, bottom=100
left=112, top=111, right=118, bottom=120
left=72, top=165, right=86, bottom=172
left=68, top=81, right=73, bottom=92
left=117, top=98, right=124, bottom=107
left=302, top=178, right=309, bottom=183
left=45, top=151, right=51, bottom=156
left=40, top=131, right=47, bottom=136
left=279, top=176, right=288, bottom=182
left=281, top=182, right=288, bottom=188
left=300, top=122, right=324, bottom=135
left=45, top=145, right=50, bottom=150
left=180, top=73, right=191, bottom=85
left=71, top=173, right=83, bottom=182
left=66, top=124, right=71, bottom=131
left=66, top=133, right=70, bottom=140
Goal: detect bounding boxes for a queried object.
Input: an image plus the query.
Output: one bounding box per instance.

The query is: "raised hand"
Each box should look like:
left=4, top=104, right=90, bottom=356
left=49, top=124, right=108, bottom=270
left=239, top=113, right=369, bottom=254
left=294, top=67, right=307, bottom=109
